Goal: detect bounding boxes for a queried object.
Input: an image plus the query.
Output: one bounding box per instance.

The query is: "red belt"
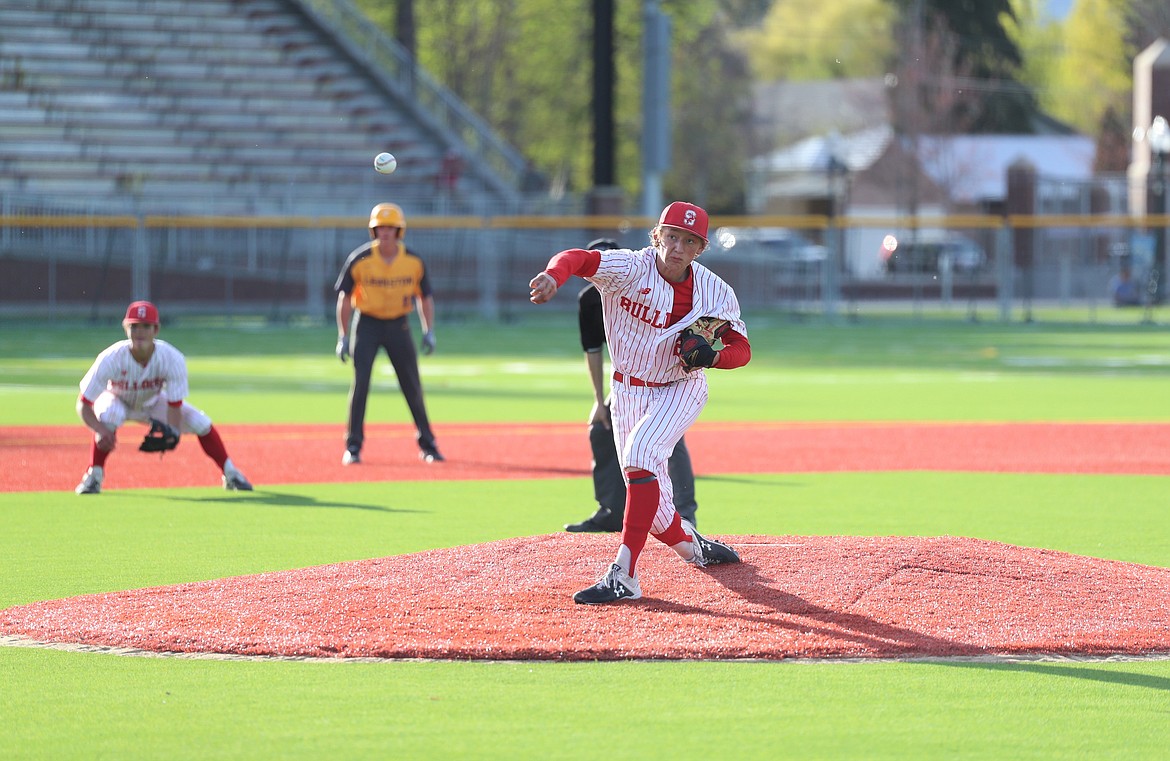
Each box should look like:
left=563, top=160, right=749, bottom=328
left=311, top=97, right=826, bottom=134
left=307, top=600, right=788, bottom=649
left=613, top=371, right=670, bottom=388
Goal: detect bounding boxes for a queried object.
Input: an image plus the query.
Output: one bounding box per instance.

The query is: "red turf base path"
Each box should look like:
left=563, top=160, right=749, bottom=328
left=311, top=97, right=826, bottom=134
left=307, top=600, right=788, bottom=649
left=3, top=421, right=1170, bottom=493
left=3, top=534, right=1170, bottom=661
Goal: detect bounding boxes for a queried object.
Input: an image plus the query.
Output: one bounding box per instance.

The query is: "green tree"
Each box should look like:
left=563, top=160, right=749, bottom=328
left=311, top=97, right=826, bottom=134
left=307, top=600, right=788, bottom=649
left=893, top=0, right=1037, bottom=132
left=1123, top=0, right=1170, bottom=51
left=1009, top=0, right=1064, bottom=118
left=736, top=0, right=897, bottom=80
left=1047, top=0, right=1131, bottom=135
left=358, top=0, right=753, bottom=211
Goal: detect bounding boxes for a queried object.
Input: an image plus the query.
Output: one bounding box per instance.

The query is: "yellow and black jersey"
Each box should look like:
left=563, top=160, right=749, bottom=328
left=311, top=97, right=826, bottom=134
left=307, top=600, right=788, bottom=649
left=334, top=241, right=433, bottom=319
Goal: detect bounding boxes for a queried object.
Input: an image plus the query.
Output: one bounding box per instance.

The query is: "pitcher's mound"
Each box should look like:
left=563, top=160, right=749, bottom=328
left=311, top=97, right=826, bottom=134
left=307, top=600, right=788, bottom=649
left=4, top=534, right=1170, bottom=661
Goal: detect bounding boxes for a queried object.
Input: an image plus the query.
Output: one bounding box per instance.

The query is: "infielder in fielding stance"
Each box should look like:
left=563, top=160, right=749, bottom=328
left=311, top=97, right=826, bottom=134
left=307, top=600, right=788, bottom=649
left=567, top=237, right=699, bottom=533
left=530, top=201, right=752, bottom=604
left=335, top=202, right=443, bottom=465
left=74, top=300, right=253, bottom=494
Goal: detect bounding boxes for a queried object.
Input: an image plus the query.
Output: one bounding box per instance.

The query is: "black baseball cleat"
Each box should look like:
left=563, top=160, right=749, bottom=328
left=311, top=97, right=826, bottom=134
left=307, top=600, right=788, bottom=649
left=687, top=526, right=741, bottom=567
left=565, top=511, right=622, bottom=533
left=419, top=447, right=445, bottom=463
left=573, top=563, right=642, bottom=604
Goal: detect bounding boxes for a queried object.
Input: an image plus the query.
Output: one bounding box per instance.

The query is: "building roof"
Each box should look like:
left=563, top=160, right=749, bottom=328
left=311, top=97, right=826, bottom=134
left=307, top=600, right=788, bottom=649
left=750, top=129, right=1096, bottom=205
left=750, top=125, right=894, bottom=174
left=915, top=134, right=1096, bottom=203
left=751, top=78, right=891, bottom=145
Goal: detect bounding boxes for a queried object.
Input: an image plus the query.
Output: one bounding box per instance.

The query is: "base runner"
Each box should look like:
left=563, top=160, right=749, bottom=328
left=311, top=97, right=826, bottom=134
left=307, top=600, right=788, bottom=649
left=529, top=201, right=752, bottom=604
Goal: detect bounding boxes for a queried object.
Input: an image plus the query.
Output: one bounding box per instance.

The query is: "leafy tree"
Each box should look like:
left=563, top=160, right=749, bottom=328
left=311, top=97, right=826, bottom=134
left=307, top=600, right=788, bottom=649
left=663, top=7, right=753, bottom=211
left=358, top=0, right=753, bottom=211
left=1122, top=0, right=1170, bottom=52
left=892, top=0, right=1038, bottom=132
left=736, top=0, right=896, bottom=80
left=1047, top=0, right=1131, bottom=135
left=1008, top=0, right=1064, bottom=118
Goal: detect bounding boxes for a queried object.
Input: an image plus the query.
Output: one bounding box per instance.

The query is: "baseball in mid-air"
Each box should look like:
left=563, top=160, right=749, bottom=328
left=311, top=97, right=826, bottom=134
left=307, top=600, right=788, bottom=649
left=374, top=152, right=397, bottom=174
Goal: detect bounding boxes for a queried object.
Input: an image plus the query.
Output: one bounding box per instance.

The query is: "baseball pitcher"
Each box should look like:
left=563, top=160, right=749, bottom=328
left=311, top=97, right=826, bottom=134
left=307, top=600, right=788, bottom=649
left=529, top=201, right=752, bottom=604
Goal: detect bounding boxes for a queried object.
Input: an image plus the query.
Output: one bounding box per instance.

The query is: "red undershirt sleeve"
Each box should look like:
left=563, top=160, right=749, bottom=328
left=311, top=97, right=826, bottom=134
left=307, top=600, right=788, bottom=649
left=716, top=329, right=751, bottom=369
left=545, top=249, right=601, bottom=287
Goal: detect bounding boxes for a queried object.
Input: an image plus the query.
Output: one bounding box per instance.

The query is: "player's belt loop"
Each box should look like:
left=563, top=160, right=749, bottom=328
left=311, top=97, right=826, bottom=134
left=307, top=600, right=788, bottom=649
left=613, top=371, right=670, bottom=388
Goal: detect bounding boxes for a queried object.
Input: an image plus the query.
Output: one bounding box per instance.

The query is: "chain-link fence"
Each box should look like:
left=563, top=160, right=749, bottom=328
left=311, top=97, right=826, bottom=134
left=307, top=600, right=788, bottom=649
left=3, top=208, right=1168, bottom=324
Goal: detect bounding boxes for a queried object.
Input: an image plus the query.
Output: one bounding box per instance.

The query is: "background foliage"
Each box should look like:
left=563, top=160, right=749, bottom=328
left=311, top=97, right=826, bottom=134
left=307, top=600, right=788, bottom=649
left=355, top=1, right=1170, bottom=210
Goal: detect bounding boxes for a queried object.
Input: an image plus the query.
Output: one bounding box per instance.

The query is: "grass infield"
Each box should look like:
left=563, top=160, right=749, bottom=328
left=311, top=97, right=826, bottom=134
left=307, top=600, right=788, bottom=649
left=2, top=311, right=1170, bottom=758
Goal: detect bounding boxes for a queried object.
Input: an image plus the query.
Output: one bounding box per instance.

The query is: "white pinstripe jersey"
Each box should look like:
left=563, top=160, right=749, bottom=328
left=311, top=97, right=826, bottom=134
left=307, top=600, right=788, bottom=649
left=79, top=339, right=189, bottom=411
left=588, top=246, right=746, bottom=384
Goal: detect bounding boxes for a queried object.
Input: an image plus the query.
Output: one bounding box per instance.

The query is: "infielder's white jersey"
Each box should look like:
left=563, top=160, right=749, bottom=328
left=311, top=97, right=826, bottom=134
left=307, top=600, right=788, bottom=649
left=79, top=339, right=189, bottom=411
left=588, top=246, right=746, bottom=384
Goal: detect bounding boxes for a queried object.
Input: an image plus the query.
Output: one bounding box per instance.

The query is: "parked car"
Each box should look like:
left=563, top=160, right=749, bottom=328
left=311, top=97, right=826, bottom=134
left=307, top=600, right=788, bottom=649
left=714, top=227, right=827, bottom=263
left=880, top=234, right=986, bottom=275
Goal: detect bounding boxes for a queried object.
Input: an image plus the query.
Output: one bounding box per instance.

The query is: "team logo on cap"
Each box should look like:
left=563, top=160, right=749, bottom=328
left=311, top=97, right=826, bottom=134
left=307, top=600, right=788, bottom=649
left=683, top=209, right=697, bottom=227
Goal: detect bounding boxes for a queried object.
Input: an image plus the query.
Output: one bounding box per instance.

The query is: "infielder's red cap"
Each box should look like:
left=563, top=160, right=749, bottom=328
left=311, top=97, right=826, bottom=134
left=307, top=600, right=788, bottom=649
left=124, top=300, right=159, bottom=325
left=658, top=201, right=709, bottom=244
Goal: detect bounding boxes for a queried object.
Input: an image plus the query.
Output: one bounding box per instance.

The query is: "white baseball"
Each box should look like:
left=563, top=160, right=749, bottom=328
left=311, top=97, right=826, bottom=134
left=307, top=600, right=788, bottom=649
left=374, top=152, right=397, bottom=174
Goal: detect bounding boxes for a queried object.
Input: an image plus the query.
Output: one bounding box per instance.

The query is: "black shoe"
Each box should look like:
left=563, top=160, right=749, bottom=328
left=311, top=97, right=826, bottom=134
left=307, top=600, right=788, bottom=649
left=572, top=564, right=642, bottom=604
left=687, top=526, right=740, bottom=567
left=565, top=516, right=622, bottom=533
left=419, top=447, right=445, bottom=463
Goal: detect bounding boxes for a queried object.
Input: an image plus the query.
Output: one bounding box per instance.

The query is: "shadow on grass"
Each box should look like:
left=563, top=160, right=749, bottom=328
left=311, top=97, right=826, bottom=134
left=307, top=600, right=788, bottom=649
left=938, top=660, right=1170, bottom=692
left=126, top=490, right=422, bottom=514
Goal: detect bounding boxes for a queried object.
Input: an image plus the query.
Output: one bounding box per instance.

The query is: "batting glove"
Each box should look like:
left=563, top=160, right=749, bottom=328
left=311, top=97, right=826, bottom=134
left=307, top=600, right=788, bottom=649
left=421, top=330, right=436, bottom=355
left=335, top=338, right=350, bottom=363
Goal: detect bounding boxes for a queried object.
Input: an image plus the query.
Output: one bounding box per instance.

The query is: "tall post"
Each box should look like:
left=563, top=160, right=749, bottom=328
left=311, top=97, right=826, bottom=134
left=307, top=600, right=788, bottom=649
left=641, top=0, right=671, bottom=217
left=587, top=0, right=623, bottom=230
left=1148, top=115, right=1170, bottom=306
left=592, top=0, right=615, bottom=188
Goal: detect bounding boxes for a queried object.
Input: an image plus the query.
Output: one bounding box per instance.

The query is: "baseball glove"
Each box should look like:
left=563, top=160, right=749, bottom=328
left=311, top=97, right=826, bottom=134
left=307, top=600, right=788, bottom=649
left=676, top=317, right=730, bottom=370
left=139, top=418, right=180, bottom=453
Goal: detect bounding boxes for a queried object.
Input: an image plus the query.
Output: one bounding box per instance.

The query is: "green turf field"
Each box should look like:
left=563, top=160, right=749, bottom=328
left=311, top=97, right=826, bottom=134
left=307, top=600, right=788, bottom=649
left=2, top=311, right=1169, bottom=759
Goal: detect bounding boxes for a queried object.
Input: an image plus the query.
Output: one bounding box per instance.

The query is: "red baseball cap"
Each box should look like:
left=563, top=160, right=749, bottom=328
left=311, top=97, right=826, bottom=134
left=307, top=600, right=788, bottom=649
left=657, top=201, right=709, bottom=244
left=123, top=300, right=160, bottom=325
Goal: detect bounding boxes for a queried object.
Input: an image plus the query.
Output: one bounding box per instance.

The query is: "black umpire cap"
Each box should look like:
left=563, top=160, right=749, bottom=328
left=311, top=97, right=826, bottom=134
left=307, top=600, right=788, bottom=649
left=586, top=237, right=619, bottom=251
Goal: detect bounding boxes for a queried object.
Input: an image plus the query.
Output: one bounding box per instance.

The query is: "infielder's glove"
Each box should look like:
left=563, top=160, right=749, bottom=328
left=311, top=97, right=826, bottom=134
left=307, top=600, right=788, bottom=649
left=139, top=418, right=180, bottom=453
left=421, top=330, right=436, bottom=355
left=676, top=317, right=730, bottom=370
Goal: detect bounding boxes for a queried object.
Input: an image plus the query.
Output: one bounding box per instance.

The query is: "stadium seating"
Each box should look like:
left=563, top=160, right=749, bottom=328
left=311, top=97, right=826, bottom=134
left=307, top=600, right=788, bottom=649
left=0, top=0, right=520, bottom=214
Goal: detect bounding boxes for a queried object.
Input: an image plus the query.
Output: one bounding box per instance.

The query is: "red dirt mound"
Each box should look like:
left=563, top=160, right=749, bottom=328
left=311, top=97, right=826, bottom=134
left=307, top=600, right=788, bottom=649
left=4, top=534, right=1169, bottom=661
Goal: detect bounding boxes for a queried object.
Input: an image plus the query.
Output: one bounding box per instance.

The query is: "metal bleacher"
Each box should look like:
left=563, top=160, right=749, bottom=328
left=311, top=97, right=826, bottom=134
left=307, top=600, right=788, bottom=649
left=0, top=0, right=528, bottom=215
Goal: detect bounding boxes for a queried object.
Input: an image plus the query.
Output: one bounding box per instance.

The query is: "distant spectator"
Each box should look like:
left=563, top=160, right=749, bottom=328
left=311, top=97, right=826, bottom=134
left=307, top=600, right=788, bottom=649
left=1109, top=265, right=1142, bottom=307
left=437, top=149, right=463, bottom=195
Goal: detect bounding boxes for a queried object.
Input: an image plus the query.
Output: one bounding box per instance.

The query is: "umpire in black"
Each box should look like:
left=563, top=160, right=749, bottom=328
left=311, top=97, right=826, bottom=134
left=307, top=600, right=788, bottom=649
left=565, top=237, right=699, bottom=532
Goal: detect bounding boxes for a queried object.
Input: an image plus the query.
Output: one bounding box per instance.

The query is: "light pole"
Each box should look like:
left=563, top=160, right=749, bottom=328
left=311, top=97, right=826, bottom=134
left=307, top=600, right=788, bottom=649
left=823, top=134, right=848, bottom=317
left=1148, top=115, right=1170, bottom=305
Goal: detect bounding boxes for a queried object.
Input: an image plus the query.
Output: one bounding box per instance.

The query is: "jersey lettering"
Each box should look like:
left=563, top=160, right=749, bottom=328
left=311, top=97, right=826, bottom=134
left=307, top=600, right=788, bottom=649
left=618, top=296, right=668, bottom=328
left=108, top=377, right=165, bottom=393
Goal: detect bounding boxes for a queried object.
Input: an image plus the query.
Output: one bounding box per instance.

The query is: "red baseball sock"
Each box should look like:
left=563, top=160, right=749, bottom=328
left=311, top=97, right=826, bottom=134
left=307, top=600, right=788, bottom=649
left=91, top=441, right=110, bottom=468
left=621, top=469, right=658, bottom=577
left=652, top=510, right=691, bottom=547
left=198, top=426, right=229, bottom=470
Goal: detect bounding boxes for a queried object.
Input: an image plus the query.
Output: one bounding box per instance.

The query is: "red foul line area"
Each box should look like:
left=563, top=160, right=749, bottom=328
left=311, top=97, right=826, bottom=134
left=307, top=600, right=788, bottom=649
left=3, top=420, right=1170, bottom=493
left=3, top=534, right=1170, bottom=661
